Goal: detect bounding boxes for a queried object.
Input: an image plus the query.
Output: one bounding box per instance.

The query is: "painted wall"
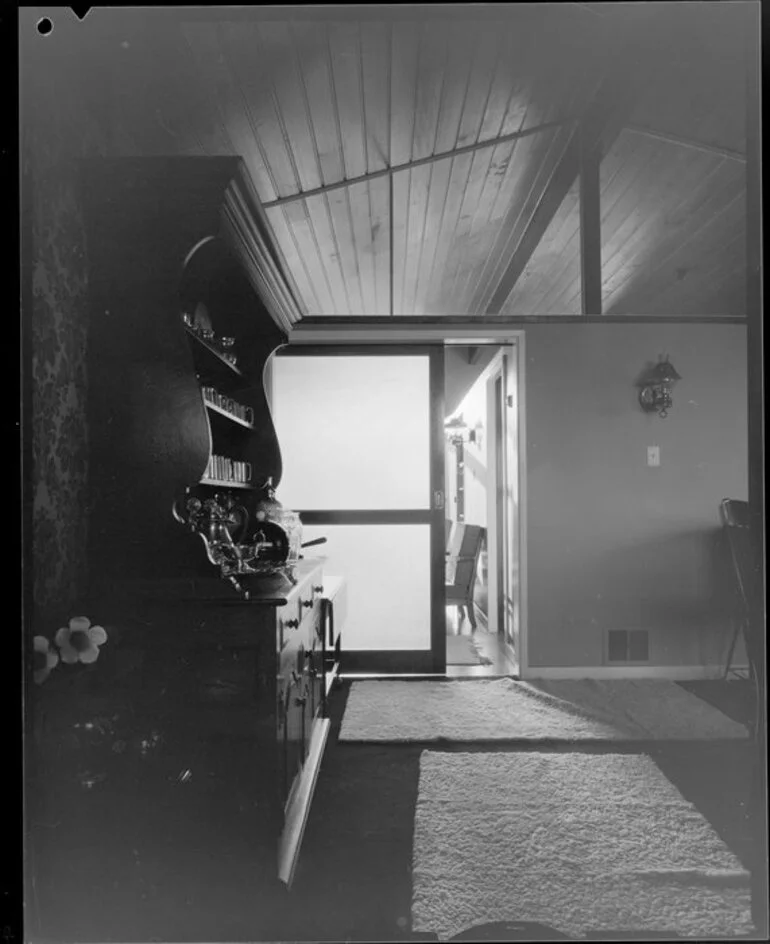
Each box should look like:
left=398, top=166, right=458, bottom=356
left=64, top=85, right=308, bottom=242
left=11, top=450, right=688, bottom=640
left=23, top=18, right=104, bottom=629
left=524, top=323, right=748, bottom=668
left=23, top=13, right=146, bottom=630
left=444, top=346, right=500, bottom=417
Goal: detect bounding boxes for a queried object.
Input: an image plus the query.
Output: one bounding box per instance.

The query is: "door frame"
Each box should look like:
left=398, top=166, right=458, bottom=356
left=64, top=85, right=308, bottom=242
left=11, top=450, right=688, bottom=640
left=288, top=326, right=528, bottom=679
left=273, top=344, right=447, bottom=674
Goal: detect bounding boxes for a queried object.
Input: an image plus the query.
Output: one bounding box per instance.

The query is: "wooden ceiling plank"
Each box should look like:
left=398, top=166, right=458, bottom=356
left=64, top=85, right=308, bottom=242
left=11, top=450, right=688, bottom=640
left=389, top=20, right=420, bottom=168
left=598, top=141, right=723, bottom=293
left=438, top=146, right=499, bottom=313
left=455, top=23, right=502, bottom=150
left=401, top=164, right=433, bottom=315
left=279, top=200, right=337, bottom=314
left=433, top=20, right=477, bottom=155
left=323, top=186, right=364, bottom=314
left=605, top=201, right=745, bottom=316
left=597, top=132, right=672, bottom=251
left=346, top=179, right=378, bottom=315
left=608, top=233, right=746, bottom=318
left=287, top=21, right=346, bottom=187
left=412, top=20, right=449, bottom=162
left=526, top=183, right=582, bottom=315
left=637, top=230, right=746, bottom=316
left=256, top=21, right=329, bottom=195
left=451, top=140, right=519, bottom=313
left=264, top=205, right=323, bottom=314
left=327, top=21, right=369, bottom=181
left=390, top=169, right=411, bottom=315
left=421, top=152, right=475, bottom=314
left=484, top=119, right=582, bottom=314
left=413, top=157, right=453, bottom=314
left=359, top=21, right=393, bottom=175
left=477, top=36, right=521, bottom=141
left=606, top=189, right=745, bottom=315
left=260, top=117, right=571, bottom=209
left=367, top=176, right=392, bottom=315
left=302, top=192, right=353, bottom=314
left=467, top=126, right=559, bottom=313
left=602, top=158, right=744, bottom=307
left=505, top=182, right=581, bottom=316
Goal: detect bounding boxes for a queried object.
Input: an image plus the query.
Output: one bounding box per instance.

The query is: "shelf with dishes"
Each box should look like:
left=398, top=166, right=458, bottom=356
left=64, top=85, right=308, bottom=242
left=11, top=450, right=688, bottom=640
left=184, top=321, right=243, bottom=379
left=202, top=455, right=255, bottom=489
left=201, top=386, right=255, bottom=429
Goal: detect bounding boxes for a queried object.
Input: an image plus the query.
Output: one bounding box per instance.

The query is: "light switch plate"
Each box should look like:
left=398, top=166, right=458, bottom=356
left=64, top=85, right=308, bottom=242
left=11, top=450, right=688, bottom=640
left=647, top=445, right=660, bottom=467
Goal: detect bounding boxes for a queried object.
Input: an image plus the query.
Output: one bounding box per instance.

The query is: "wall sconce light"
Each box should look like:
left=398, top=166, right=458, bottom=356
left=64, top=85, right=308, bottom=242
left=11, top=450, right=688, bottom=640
left=444, top=415, right=476, bottom=445
left=637, top=355, right=682, bottom=418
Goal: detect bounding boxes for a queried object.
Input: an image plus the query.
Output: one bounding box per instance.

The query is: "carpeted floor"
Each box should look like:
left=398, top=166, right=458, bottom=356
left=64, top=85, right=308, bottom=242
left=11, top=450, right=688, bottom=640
left=412, top=752, right=753, bottom=940
left=285, top=679, right=758, bottom=942
left=339, top=678, right=749, bottom=743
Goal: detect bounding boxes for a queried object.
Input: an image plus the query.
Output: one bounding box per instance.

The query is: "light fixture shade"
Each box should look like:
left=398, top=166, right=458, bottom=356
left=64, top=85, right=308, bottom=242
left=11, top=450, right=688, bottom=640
left=638, top=357, right=681, bottom=387
left=651, top=358, right=681, bottom=384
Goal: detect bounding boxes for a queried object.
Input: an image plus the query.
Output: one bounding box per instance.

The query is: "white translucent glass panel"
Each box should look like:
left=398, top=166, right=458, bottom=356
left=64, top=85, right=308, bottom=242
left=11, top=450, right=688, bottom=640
left=271, top=356, right=430, bottom=510
left=302, top=524, right=431, bottom=651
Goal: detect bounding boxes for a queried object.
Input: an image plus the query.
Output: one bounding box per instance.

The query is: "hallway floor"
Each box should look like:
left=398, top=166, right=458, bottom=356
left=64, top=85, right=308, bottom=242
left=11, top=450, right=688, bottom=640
left=445, top=605, right=518, bottom=677
left=445, top=627, right=518, bottom=677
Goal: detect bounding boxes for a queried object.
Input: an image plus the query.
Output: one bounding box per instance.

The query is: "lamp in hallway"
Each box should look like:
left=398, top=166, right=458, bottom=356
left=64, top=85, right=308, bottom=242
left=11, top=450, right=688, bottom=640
left=637, top=355, right=682, bottom=418
left=444, top=414, right=476, bottom=445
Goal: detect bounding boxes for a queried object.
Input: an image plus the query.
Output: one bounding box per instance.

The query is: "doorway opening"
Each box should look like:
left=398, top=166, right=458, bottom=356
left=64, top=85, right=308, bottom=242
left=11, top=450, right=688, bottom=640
left=443, top=345, right=520, bottom=678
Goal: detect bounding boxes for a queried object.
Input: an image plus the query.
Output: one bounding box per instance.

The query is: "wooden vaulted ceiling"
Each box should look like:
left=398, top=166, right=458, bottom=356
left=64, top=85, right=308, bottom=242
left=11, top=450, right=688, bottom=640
left=61, top=3, right=750, bottom=320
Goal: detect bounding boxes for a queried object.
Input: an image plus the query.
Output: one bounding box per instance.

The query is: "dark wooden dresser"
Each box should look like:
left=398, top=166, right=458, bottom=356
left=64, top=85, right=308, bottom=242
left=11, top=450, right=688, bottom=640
left=27, top=157, right=330, bottom=941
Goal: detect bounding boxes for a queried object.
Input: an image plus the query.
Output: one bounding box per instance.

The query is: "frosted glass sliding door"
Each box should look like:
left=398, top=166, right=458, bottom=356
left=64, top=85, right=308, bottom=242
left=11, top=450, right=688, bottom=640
left=271, top=348, right=445, bottom=672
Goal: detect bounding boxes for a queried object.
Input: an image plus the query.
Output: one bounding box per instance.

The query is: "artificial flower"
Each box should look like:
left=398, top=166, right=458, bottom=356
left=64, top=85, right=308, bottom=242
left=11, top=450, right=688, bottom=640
left=33, top=635, right=59, bottom=684
left=54, top=616, right=108, bottom=665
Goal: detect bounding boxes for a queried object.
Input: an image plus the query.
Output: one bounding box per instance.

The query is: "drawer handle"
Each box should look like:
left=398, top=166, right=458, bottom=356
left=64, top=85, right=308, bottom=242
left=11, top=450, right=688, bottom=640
left=285, top=618, right=300, bottom=629
left=301, top=600, right=313, bottom=609
left=294, top=694, right=307, bottom=707
left=313, top=585, right=324, bottom=594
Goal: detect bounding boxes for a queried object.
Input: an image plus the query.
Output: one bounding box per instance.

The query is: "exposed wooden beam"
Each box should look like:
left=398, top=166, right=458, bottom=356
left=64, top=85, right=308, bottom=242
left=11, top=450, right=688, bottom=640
left=260, top=120, right=572, bottom=210
left=579, top=120, right=602, bottom=315
left=624, top=124, right=746, bottom=163
left=485, top=72, right=635, bottom=315
left=486, top=19, right=652, bottom=315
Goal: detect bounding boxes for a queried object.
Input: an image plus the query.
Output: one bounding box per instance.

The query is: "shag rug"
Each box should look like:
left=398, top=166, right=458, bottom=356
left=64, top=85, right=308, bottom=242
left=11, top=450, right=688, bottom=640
left=446, top=634, right=492, bottom=666
left=412, top=751, right=753, bottom=940
left=339, top=678, right=748, bottom=742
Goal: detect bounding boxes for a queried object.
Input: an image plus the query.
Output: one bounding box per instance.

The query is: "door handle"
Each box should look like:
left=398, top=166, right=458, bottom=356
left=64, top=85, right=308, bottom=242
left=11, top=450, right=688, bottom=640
left=434, top=489, right=445, bottom=510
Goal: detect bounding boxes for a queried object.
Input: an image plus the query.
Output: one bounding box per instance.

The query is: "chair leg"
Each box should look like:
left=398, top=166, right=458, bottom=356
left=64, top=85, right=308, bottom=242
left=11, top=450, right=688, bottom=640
left=457, top=605, right=465, bottom=625
left=724, top=618, right=741, bottom=680
left=467, top=599, right=477, bottom=631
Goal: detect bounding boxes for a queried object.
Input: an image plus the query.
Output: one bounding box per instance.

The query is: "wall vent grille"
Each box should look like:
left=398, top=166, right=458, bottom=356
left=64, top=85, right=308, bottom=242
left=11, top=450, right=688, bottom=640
left=606, top=629, right=649, bottom=663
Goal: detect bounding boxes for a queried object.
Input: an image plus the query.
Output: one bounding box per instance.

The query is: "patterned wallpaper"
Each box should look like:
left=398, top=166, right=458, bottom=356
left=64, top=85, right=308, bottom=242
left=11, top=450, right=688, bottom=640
left=25, top=40, right=111, bottom=630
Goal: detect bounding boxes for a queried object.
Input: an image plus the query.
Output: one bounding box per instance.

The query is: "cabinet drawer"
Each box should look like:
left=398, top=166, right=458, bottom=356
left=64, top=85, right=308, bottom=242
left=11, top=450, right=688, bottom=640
left=277, top=603, right=301, bottom=651
left=277, top=567, right=324, bottom=651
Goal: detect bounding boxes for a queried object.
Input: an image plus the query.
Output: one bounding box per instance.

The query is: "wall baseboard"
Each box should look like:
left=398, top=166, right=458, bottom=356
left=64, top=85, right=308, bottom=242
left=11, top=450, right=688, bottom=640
left=341, top=649, right=435, bottom=673
left=522, top=664, right=750, bottom=681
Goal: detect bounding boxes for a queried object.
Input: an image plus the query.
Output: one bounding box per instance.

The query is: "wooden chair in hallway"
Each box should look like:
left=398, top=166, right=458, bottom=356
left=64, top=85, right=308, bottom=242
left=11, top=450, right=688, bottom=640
left=446, top=523, right=485, bottom=631
left=720, top=498, right=758, bottom=682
